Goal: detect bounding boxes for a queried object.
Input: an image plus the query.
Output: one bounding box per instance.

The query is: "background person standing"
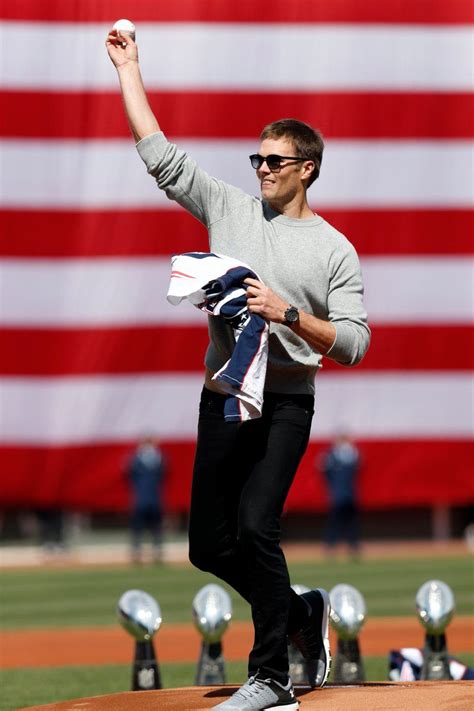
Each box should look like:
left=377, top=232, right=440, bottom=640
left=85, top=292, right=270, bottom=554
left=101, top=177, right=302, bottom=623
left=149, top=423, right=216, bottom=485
left=127, top=436, right=165, bottom=564
left=320, top=434, right=361, bottom=558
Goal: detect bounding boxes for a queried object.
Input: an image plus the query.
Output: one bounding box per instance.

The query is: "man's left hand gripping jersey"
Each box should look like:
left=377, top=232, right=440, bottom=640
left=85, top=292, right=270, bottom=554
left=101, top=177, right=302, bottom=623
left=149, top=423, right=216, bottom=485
left=167, top=252, right=269, bottom=422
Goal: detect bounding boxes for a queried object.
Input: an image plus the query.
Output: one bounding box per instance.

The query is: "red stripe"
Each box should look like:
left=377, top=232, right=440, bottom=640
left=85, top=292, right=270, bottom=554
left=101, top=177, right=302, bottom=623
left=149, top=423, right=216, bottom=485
left=1, top=209, right=473, bottom=258
left=170, top=270, right=195, bottom=279
left=0, top=325, right=472, bottom=375
left=2, top=0, right=473, bottom=24
left=0, top=326, right=208, bottom=376
left=0, top=440, right=472, bottom=512
left=0, top=209, right=208, bottom=257
left=2, top=91, right=473, bottom=139
left=292, top=440, right=474, bottom=511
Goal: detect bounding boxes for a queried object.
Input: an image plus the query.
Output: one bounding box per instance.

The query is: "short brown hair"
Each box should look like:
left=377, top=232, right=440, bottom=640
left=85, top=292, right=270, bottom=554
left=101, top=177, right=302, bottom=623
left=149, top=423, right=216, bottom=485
left=260, top=118, right=324, bottom=187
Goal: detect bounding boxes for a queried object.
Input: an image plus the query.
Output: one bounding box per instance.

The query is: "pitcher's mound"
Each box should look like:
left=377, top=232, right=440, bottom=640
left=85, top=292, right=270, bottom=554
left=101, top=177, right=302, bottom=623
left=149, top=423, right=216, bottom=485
left=18, top=681, right=474, bottom=711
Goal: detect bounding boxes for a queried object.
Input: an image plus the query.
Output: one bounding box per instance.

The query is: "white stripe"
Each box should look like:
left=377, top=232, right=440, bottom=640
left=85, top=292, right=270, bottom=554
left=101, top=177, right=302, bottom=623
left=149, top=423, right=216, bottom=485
left=1, top=257, right=472, bottom=326
left=361, top=258, right=474, bottom=324
left=0, top=373, right=471, bottom=443
left=2, top=139, right=473, bottom=208
left=1, top=22, right=473, bottom=90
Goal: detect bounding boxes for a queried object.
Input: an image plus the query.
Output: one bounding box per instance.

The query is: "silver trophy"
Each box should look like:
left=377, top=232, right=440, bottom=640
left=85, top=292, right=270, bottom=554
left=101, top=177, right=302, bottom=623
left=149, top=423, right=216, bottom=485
left=117, top=589, right=162, bottom=690
left=415, top=579, right=455, bottom=680
left=193, top=583, right=232, bottom=685
left=288, top=584, right=311, bottom=685
left=329, top=583, right=367, bottom=684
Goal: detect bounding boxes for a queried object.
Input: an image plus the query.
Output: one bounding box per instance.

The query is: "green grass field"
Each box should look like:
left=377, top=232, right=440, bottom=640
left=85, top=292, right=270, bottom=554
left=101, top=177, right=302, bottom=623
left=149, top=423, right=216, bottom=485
left=0, top=553, right=473, bottom=710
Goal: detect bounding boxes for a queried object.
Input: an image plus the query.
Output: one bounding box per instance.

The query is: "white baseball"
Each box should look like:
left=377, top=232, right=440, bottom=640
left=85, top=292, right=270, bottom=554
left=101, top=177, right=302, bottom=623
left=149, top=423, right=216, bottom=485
left=113, top=19, right=136, bottom=40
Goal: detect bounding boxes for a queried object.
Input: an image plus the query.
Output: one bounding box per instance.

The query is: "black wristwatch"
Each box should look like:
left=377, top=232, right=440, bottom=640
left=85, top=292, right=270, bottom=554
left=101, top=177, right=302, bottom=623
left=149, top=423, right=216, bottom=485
left=283, top=304, right=300, bottom=326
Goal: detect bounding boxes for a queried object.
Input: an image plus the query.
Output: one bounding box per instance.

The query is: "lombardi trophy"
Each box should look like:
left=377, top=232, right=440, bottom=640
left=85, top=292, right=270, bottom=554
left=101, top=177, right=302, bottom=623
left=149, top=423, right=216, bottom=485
left=416, top=579, right=455, bottom=680
left=193, top=583, right=232, bottom=685
left=117, top=589, right=162, bottom=690
left=329, top=583, right=366, bottom=684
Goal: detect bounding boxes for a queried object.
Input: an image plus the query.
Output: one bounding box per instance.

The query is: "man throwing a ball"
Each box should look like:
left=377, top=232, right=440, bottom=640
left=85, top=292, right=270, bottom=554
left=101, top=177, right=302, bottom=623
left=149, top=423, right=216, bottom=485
left=107, top=25, right=370, bottom=711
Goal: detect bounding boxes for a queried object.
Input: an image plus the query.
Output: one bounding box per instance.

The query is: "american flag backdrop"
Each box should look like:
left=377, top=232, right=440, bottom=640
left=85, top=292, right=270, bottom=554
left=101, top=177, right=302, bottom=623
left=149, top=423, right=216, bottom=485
left=0, top=1, right=473, bottom=514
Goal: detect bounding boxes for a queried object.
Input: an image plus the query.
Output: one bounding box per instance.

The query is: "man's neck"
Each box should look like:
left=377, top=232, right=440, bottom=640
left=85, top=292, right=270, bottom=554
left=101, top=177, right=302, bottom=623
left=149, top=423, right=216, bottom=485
left=266, top=195, right=314, bottom=220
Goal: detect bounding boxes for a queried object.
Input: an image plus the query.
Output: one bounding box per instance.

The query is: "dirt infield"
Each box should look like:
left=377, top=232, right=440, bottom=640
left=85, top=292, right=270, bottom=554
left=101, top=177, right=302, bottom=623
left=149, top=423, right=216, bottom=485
left=17, top=681, right=474, bottom=711
left=1, top=617, right=473, bottom=669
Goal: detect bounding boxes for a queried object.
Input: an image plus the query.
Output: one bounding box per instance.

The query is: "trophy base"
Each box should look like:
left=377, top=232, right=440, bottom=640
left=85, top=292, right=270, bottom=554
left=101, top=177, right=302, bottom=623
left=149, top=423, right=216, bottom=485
left=132, top=640, right=162, bottom=690
left=332, top=637, right=366, bottom=684
left=195, top=641, right=226, bottom=685
left=288, top=640, right=307, bottom=684
left=421, top=634, right=452, bottom=681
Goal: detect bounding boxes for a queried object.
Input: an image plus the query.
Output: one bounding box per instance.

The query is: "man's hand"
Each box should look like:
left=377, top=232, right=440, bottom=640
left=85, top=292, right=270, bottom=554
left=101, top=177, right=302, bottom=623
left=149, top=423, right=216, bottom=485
left=244, top=278, right=288, bottom=323
left=106, top=29, right=138, bottom=69
left=245, top=278, right=337, bottom=353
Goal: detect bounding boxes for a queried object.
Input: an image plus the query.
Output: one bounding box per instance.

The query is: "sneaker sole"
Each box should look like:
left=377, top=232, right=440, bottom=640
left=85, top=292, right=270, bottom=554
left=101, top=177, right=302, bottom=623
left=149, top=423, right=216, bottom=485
left=306, top=588, right=331, bottom=689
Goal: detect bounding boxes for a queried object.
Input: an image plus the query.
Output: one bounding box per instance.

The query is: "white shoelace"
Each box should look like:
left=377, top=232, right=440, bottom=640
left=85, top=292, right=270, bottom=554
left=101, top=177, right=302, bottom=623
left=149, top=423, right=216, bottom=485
left=234, top=676, right=267, bottom=699
left=233, top=674, right=291, bottom=701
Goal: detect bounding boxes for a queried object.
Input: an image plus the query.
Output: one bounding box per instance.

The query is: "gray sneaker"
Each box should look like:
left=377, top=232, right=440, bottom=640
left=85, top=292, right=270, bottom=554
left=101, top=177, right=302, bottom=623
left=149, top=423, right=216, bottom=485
left=212, top=675, right=299, bottom=710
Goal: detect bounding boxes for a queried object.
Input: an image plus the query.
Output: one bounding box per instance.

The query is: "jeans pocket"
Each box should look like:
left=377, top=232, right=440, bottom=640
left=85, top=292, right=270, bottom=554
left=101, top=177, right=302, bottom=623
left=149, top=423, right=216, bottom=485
left=274, top=396, right=315, bottom=420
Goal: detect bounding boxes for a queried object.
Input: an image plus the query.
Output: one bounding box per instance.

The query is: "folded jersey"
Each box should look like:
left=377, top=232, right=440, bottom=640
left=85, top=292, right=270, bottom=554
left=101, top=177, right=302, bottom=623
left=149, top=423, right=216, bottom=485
left=388, top=648, right=474, bottom=681
left=167, top=252, right=269, bottom=422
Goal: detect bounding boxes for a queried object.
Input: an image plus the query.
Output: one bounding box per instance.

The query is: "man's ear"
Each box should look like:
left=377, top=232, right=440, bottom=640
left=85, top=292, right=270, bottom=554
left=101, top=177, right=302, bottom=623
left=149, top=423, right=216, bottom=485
left=302, top=160, right=315, bottom=183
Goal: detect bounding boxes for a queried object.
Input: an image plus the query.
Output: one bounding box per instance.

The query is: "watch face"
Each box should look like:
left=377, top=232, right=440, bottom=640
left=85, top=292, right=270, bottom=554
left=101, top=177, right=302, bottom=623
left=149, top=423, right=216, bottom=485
left=285, top=306, right=299, bottom=323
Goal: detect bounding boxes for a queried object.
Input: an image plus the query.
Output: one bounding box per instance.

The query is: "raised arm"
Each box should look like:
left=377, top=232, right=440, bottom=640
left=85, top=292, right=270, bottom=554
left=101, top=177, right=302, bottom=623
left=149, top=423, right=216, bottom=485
left=106, top=27, right=249, bottom=227
left=106, top=29, right=160, bottom=142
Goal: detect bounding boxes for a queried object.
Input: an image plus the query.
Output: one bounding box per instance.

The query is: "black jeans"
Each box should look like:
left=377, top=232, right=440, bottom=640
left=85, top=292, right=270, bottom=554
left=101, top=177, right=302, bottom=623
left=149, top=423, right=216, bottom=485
left=189, top=386, right=314, bottom=683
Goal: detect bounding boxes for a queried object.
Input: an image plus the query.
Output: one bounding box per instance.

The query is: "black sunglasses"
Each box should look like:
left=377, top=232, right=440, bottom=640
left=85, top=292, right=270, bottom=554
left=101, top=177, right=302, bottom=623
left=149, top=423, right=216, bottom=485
left=249, top=153, right=308, bottom=172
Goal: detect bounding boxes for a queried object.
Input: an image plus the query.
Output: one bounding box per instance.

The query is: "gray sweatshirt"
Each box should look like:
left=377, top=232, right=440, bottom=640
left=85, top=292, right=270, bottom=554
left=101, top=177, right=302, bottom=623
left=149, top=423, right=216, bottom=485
left=137, top=132, right=370, bottom=395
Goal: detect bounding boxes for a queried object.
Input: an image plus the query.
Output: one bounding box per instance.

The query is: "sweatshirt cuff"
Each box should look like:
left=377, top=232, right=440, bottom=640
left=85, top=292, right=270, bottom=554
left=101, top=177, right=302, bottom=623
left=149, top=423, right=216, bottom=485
left=136, top=131, right=167, bottom=163
left=325, top=322, right=356, bottom=366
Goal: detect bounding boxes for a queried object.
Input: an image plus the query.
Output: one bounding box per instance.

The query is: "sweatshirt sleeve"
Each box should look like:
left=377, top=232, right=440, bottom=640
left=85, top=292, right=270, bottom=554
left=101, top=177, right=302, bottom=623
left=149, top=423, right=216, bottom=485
left=325, top=244, right=371, bottom=366
left=136, top=131, right=247, bottom=227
